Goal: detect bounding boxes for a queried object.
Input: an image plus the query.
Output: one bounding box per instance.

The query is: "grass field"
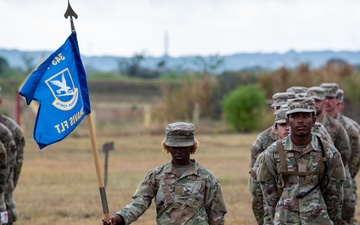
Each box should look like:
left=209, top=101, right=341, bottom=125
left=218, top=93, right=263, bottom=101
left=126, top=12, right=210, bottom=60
left=13, top=130, right=360, bottom=225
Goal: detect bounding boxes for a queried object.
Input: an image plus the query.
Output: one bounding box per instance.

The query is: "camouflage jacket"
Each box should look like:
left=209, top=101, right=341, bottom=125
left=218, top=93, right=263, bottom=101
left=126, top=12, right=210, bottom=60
left=257, top=135, right=345, bottom=224
left=320, top=115, right=351, bottom=167
left=0, top=115, right=25, bottom=188
left=249, top=126, right=278, bottom=169
left=116, top=159, right=227, bottom=225
left=334, top=114, right=360, bottom=178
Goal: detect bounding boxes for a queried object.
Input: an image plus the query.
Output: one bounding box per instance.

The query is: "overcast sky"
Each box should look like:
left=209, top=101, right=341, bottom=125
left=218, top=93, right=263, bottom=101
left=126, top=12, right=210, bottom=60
left=1, top=0, right=359, bottom=57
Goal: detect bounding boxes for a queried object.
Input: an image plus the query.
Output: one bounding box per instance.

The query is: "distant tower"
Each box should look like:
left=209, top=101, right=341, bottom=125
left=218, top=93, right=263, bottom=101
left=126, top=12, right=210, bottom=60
left=164, top=31, right=169, bottom=58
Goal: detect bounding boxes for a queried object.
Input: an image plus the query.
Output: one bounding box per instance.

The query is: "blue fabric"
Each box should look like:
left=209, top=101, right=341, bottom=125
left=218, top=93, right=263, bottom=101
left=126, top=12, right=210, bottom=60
left=19, top=32, right=91, bottom=149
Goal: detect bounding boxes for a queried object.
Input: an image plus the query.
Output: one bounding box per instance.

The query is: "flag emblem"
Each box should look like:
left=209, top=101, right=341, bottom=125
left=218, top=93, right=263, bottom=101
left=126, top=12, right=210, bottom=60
left=46, top=68, right=79, bottom=110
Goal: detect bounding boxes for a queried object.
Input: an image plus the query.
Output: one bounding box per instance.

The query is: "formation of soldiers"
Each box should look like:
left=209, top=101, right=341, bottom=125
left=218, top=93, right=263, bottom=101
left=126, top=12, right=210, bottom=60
left=249, top=83, right=359, bottom=224
left=0, top=87, right=25, bottom=225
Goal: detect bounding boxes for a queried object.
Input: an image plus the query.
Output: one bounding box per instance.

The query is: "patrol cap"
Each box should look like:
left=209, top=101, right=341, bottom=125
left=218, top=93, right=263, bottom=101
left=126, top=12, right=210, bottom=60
left=295, top=92, right=310, bottom=98
left=337, top=89, right=344, bottom=103
left=286, top=97, right=316, bottom=115
left=308, top=86, right=326, bottom=100
left=286, top=86, right=309, bottom=94
left=274, top=105, right=288, bottom=124
left=165, top=122, right=195, bottom=147
left=320, top=82, right=339, bottom=97
left=271, top=92, right=296, bottom=107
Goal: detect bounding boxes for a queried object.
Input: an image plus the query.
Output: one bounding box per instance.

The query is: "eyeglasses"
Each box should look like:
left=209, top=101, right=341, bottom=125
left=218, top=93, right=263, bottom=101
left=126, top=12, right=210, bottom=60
left=273, top=106, right=280, bottom=110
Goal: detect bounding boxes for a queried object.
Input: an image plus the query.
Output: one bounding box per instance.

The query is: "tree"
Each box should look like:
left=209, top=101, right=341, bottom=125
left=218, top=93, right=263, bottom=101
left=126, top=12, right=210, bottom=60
left=0, top=56, right=10, bottom=75
left=222, top=84, right=266, bottom=132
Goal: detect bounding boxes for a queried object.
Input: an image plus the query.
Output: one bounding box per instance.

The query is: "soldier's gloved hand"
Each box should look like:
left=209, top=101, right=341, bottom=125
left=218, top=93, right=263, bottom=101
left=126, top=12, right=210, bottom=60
left=102, top=214, right=123, bottom=225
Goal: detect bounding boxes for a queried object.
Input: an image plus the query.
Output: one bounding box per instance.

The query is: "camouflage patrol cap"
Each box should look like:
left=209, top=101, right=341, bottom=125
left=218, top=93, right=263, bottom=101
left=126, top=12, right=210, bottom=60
left=286, top=97, right=316, bottom=115
left=295, top=92, right=310, bottom=98
left=320, top=82, right=339, bottom=97
left=271, top=92, right=296, bottom=107
left=274, top=105, right=288, bottom=124
left=165, top=122, right=195, bottom=147
left=286, top=86, right=309, bottom=94
left=308, top=86, right=326, bottom=100
left=337, top=89, right=344, bottom=103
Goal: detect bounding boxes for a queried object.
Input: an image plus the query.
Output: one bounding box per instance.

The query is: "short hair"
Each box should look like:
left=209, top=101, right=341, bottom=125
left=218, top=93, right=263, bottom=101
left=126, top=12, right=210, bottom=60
left=161, top=139, right=199, bottom=154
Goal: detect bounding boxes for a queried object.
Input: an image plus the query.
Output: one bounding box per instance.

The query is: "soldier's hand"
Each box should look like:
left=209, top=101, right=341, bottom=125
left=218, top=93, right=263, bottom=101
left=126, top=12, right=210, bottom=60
left=102, top=214, right=123, bottom=225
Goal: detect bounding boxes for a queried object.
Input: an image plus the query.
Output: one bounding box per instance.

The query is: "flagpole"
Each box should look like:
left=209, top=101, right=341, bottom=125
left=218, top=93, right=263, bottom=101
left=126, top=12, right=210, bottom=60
left=64, top=1, right=110, bottom=221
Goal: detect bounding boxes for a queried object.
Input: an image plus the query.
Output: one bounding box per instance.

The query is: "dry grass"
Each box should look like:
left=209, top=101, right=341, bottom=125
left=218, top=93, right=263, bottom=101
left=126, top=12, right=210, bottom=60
left=13, top=131, right=360, bottom=225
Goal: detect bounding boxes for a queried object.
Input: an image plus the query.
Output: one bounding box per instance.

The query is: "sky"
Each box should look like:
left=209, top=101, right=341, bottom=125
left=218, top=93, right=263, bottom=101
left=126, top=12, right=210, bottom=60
left=1, top=0, right=359, bottom=57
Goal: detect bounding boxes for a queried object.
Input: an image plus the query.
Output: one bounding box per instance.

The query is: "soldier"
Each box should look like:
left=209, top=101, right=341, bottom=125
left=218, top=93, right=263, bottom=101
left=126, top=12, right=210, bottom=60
left=250, top=107, right=290, bottom=223
left=320, top=83, right=359, bottom=224
left=102, top=122, right=227, bottom=225
left=249, top=92, right=295, bottom=225
left=0, top=87, right=25, bottom=225
left=257, top=97, right=345, bottom=224
left=309, top=85, right=354, bottom=224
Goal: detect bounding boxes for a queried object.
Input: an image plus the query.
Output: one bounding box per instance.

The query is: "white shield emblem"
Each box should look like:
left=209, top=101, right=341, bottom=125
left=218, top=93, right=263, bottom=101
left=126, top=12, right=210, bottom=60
left=46, top=68, right=79, bottom=111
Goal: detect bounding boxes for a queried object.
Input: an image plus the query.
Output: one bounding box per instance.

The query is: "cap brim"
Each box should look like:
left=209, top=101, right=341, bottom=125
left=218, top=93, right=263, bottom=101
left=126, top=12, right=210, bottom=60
left=275, top=119, right=287, bottom=124
left=286, top=109, right=315, bottom=114
left=165, top=140, right=194, bottom=147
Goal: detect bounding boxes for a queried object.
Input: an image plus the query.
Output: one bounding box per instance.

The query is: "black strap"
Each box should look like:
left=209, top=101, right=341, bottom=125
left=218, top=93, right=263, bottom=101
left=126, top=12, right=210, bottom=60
left=296, top=136, right=328, bottom=198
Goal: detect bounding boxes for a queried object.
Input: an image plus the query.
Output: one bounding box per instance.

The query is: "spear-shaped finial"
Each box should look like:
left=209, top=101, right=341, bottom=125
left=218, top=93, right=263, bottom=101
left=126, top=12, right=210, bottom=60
left=64, top=0, right=78, bottom=32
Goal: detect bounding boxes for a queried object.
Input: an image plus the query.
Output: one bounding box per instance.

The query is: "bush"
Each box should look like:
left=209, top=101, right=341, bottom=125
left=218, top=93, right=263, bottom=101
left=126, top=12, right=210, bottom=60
left=221, top=84, right=266, bottom=132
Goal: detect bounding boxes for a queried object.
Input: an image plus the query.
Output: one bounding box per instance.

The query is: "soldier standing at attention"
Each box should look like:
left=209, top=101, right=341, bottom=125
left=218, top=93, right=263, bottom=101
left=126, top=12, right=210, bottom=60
left=257, top=97, right=346, bottom=224
left=320, top=83, right=359, bottom=225
left=0, top=87, right=25, bottom=225
left=249, top=92, right=295, bottom=225
left=102, top=122, right=227, bottom=225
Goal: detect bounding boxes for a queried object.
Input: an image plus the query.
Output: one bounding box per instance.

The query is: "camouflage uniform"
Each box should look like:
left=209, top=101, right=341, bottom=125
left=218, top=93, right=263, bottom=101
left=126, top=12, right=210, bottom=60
left=249, top=92, right=295, bottom=225
left=108, top=122, right=227, bottom=225
left=257, top=98, right=345, bottom=224
left=321, top=83, right=358, bottom=224
left=0, top=123, right=16, bottom=219
left=115, top=159, right=227, bottom=225
left=249, top=92, right=330, bottom=224
left=257, top=135, right=345, bottom=224
left=0, top=114, right=25, bottom=224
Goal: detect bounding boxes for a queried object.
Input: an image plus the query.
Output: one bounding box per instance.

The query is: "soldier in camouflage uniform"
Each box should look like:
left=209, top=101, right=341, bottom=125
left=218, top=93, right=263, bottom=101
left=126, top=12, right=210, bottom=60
left=249, top=92, right=295, bottom=225
left=336, top=88, right=360, bottom=225
left=250, top=107, right=290, bottom=223
left=257, top=97, right=346, bottom=224
left=102, top=122, right=227, bottom=225
left=0, top=87, right=25, bottom=225
left=249, top=91, right=332, bottom=224
left=320, top=83, right=359, bottom=225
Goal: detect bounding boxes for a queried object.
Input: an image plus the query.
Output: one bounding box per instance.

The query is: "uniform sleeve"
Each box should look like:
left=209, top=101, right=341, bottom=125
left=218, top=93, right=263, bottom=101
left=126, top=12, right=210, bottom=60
left=206, top=175, right=227, bottom=225
left=334, top=125, right=351, bottom=167
left=257, top=150, right=279, bottom=225
left=117, top=170, right=157, bottom=225
left=249, top=134, right=263, bottom=169
left=322, top=147, right=345, bottom=223
left=347, top=127, right=360, bottom=178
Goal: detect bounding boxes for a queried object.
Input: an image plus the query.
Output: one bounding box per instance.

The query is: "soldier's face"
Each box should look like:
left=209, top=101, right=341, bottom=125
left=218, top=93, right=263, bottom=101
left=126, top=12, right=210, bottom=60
left=287, top=112, right=315, bottom=137
left=314, top=99, right=324, bottom=115
left=169, top=146, right=192, bottom=166
left=323, top=96, right=338, bottom=114
left=275, top=123, right=290, bottom=139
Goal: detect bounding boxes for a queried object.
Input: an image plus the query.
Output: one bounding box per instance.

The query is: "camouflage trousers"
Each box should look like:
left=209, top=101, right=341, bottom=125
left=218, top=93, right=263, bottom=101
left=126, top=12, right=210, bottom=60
left=249, top=176, right=264, bottom=225
left=341, top=169, right=356, bottom=225
left=4, top=169, right=17, bottom=224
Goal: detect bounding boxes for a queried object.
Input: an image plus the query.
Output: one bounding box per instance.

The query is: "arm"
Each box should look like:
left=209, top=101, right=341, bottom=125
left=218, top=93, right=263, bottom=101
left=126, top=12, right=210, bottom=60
left=323, top=148, right=345, bottom=223
left=116, top=170, right=157, bottom=225
left=257, top=150, right=279, bottom=225
left=206, top=176, right=227, bottom=225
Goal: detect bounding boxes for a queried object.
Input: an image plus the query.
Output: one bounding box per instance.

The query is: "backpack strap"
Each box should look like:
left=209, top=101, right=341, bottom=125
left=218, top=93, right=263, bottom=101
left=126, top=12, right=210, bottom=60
left=276, top=136, right=329, bottom=198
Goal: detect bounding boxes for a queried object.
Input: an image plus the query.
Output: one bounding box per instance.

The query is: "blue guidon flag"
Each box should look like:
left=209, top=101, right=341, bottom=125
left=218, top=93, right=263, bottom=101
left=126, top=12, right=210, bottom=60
left=20, top=32, right=91, bottom=149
